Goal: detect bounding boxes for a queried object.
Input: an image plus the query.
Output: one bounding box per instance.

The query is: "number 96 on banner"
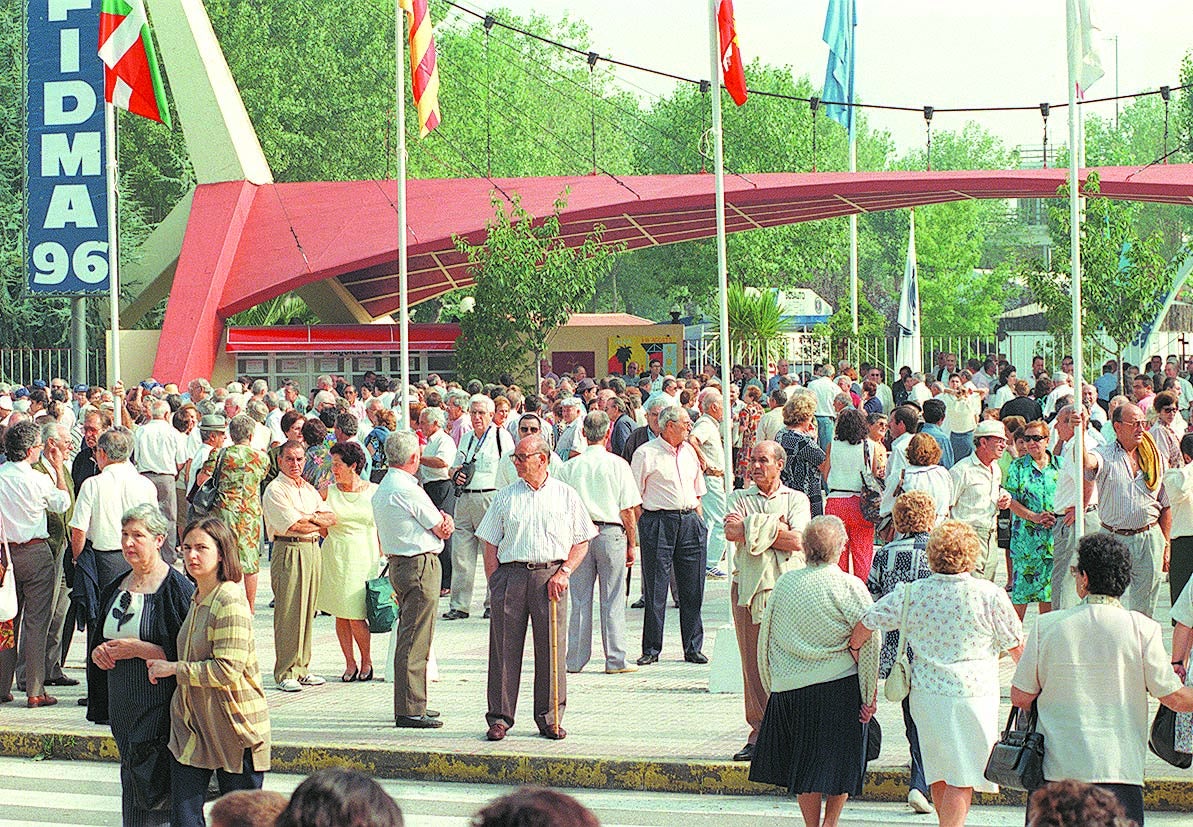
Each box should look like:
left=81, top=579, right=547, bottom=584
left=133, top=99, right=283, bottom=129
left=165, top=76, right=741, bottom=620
left=32, top=240, right=109, bottom=287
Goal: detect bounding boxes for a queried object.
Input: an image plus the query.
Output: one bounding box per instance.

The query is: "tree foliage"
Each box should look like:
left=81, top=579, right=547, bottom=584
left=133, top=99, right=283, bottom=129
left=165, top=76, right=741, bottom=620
left=453, top=192, right=620, bottom=383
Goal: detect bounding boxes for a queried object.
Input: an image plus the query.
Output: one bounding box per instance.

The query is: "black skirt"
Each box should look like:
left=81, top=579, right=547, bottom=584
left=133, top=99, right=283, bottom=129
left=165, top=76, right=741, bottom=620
left=749, top=673, right=868, bottom=796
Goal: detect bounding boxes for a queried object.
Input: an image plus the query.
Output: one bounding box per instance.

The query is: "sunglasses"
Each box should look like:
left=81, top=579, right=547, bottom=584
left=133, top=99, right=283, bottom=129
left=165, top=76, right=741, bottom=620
left=519, top=426, right=540, bottom=433
left=1023, top=434, right=1047, bottom=442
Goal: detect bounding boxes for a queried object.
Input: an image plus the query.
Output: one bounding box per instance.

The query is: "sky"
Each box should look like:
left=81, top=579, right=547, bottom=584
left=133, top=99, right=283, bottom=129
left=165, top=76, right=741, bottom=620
left=444, top=0, right=1192, bottom=156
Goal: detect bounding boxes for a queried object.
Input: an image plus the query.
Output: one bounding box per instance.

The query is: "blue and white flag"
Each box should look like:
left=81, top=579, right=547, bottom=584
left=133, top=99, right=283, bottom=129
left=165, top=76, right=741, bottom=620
left=822, top=0, right=856, bottom=137
left=896, top=211, right=921, bottom=373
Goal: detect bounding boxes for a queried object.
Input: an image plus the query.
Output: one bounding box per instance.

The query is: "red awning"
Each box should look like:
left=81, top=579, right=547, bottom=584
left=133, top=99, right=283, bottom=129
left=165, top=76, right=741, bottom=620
left=225, top=324, right=461, bottom=353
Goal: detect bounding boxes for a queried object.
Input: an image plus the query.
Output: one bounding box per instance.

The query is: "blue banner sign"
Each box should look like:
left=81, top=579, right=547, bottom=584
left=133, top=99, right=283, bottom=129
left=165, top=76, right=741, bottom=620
left=26, top=0, right=110, bottom=295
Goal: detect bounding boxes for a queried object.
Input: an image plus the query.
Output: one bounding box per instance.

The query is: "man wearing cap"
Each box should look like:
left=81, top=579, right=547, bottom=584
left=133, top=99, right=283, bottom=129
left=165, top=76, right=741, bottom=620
left=133, top=399, right=186, bottom=563
left=0, top=393, right=15, bottom=428
left=262, top=439, right=337, bottom=691
left=949, top=419, right=1012, bottom=581
left=554, top=397, right=587, bottom=460
left=183, top=415, right=227, bottom=523
left=576, top=378, right=598, bottom=411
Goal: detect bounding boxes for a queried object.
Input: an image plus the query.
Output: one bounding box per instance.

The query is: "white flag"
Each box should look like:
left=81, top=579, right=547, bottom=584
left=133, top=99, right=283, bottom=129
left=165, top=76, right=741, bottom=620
left=1066, top=0, right=1104, bottom=99
left=895, top=211, right=921, bottom=374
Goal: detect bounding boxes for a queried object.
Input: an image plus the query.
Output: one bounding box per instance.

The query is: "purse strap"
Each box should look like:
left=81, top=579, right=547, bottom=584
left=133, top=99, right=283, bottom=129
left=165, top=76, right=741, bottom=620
left=0, top=514, right=10, bottom=588
left=1005, top=700, right=1039, bottom=736
left=893, top=580, right=913, bottom=663
left=210, top=448, right=227, bottom=488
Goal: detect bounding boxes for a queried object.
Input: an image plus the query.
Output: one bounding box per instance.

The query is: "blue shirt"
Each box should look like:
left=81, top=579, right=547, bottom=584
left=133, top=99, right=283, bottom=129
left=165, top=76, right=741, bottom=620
left=920, top=423, right=955, bottom=469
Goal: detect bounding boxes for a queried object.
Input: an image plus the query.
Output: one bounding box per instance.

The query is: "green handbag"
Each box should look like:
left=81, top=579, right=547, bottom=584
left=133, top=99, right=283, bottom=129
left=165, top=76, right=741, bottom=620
left=365, top=564, right=399, bottom=633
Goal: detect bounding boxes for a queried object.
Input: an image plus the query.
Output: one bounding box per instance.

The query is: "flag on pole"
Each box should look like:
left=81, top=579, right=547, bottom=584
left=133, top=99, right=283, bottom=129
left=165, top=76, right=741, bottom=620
left=895, top=211, right=921, bottom=373
left=716, top=0, right=748, bottom=106
left=822, top=0, right=856, bottom=136
left=399, top=0, right=441, bottom=137
left=98, top=0, right=171, bottom=126
left=1065, top=0, right=1104, bottom=99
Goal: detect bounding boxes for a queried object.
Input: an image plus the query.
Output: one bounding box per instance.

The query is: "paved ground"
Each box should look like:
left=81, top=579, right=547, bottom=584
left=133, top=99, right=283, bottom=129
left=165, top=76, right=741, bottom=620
left=2, top=555, right=1191, bottom=809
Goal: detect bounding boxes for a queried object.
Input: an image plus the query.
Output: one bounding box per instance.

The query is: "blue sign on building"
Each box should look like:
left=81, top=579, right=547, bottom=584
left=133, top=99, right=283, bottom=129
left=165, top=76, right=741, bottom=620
left=25, top=0, right=110, bottom=295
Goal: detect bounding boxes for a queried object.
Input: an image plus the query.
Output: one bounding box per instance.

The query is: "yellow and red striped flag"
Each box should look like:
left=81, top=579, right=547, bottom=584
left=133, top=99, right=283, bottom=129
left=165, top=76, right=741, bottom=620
left=399, top=0, right=441, bottom=137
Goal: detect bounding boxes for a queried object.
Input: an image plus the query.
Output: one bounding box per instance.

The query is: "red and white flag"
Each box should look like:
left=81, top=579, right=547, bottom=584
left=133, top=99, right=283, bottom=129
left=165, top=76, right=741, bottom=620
left=98, top=0, right=171, bottom=125
left=717, top=0, right=748, bottom=106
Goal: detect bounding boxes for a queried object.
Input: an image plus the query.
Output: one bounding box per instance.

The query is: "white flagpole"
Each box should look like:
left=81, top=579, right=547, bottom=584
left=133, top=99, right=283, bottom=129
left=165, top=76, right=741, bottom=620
left=105, top=101, right=121, bottom=386
left=708, top=0, right=733, bottom=491
left=1068, top=1, right=1086, bottom=539
left=849, top=135, right=858, bottom=335
left=396, top=2, right=411, bottom=429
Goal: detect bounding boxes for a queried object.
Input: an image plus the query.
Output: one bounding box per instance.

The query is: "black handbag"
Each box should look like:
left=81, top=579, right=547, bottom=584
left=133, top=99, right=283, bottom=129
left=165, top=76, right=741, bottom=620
left=126, top=735, right=172, bottom=811
left=983, top=703, right=1045, bottom=791
left=1149, top=705, right=1193, bottom=769
left=188, top=448, right=226, bottom=516
left=365, top=563, right=399, bottom=634
left=865, top=717, right=881, bottom=763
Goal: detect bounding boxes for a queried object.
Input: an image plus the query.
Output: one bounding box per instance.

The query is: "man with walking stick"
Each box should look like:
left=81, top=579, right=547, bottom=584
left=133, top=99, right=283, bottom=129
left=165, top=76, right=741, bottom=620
left=476, top=434, right=596, bottom=741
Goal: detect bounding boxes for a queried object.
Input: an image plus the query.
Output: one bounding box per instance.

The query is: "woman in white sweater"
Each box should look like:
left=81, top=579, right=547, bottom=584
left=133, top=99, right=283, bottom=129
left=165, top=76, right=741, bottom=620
left=750, top=515, right=879, bottom=827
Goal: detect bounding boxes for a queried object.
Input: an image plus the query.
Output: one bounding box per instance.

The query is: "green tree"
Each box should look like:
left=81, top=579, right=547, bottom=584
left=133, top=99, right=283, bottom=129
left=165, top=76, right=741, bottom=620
left=453, top=191, right=620, bottom=383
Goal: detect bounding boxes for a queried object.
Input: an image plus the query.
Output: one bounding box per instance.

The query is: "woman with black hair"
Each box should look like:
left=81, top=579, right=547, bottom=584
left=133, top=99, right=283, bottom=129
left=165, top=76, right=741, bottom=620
left=1012, top=533, right=1193, bottom=826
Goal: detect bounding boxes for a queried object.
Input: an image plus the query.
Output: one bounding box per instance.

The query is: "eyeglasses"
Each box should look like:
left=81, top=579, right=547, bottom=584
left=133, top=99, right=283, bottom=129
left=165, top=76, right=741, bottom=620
left=1023, top=434, right=1047, bottom=442
left=1159, top=407, right=1177, bottom=413
left=519, top=426, right=540, bottom=433
left=512, top=452, right=543, bottom=463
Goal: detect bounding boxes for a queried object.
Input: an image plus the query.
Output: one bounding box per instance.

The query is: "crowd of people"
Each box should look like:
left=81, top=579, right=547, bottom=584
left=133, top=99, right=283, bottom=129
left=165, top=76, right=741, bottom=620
left=1, top=349, right=1193, bottom=825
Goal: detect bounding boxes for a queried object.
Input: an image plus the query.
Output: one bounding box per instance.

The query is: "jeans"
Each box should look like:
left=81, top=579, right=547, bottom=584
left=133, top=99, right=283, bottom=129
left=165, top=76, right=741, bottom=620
left=902, top=696, right=927, bottom=795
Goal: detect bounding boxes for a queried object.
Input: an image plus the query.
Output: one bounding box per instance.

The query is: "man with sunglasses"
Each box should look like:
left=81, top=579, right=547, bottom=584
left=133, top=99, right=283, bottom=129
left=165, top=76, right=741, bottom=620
left=495, top=415, right=561, bottom=487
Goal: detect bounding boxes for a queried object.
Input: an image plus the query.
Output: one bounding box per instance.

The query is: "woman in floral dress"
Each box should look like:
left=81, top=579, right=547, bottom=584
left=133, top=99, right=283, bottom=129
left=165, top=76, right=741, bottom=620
left=1004, top=418, right=1062, bottom=619
left=197, top=414, right=269, bottom=612
left=735, top=385, right=765, bottom=485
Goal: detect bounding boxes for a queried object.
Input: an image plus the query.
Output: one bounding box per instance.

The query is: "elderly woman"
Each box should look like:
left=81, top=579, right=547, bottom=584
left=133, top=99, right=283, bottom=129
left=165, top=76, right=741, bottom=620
left=1151, top=389, right=1184, bottom=469
left=1005, top=418, right=1062, bottom=619
left=886, top=433, right=953, bottom=530
left=196, top=413, right=268, bottom=612
left=147, top=518, right=270, bottom=827
left=777, top=392, right=827, bottom=517
left=865, top=490, right=937, bottom=814
left=735, top=385, right=765, bottom=485
left=362, top=407, right=397, bottom=484
left=820, top=408, right=880, bottom=581
left=853, top=521, right=1024, bottom=827
left=750, top=515, right=879, bottom=827
left=1013, top=534, right=1193, bottom=827
left=300, top=418, right=334, bottom=497
left=87, top=504, right=195, bottom=826
left=315, top=442, right=381, bottom=682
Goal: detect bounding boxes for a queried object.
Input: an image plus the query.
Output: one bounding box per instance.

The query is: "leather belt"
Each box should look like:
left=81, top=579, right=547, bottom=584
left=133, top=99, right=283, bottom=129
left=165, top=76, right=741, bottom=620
left=500, top=560, right=565, bottom=570
left=645, top=508, right=696, bottom=515
left=275, top=535, right=319, bottom=543
left=10, top=538, right=49, bottom=548
left=463, top=488, right=496, bottom=494
left=1101, top=522, right=1156, bottom=537
left=594, top=521, right=624, bottom=528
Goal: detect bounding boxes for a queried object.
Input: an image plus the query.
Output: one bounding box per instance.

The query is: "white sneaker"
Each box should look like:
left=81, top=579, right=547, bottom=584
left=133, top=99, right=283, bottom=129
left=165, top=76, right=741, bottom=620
left=277, top=679, right=302, bottom=692
left=908, top=789, right=933, bottom=814
left=298, top=673, right=326, bottom=687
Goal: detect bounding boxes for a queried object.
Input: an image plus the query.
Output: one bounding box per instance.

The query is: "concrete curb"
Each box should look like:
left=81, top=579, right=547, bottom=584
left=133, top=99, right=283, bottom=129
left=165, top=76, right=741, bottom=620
left=3, top=728, right=1191, bottom=811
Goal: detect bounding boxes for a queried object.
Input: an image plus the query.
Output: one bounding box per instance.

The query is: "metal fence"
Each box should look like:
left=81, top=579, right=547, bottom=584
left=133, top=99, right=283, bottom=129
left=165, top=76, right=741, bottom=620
left=0, top=348, right=106, bottom=387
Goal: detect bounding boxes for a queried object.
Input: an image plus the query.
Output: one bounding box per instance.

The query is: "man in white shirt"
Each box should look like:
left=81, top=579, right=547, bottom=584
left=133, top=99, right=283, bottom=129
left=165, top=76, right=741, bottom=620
left=374, top=430, right=454, bottom=729
left=906, top=372, right=933, bottom=406
left=1050, top=404, right=1100, bottom=610
left=418, top=406, right=458, bottom=598
left=133, top=399, right=186, bottom=562
left=556, top=411, right=641, bottom=675
left=949, top=420, right=1012, bottom=582
left=0, top=421, right=72, bottom=706
left=940, top=375, right=980, bottom=463
left=757, top=389, right=787, bottom=444
left=880, top=406, right=920, bottom=517
left=807, top=365, right=838, bottom=451
left=554, top=397, right=587, bottom=460
left=1042, top=372, right=1075, bottom=419
left=689, top=389, right=728, bottom=577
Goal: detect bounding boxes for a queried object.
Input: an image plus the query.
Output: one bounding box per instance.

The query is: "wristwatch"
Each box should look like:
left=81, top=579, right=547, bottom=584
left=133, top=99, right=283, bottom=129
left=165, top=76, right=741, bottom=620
left=560, top=565, right=572, bottom=575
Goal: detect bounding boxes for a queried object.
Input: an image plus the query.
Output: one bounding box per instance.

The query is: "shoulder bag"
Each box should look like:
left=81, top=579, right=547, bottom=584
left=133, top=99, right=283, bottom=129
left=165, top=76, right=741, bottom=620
left=983, top=702, right=1046, bottom=791
left=0, top=522, right=17, bottom=623
left=188, top=448, right=226, bottom=517
left=859, top=439, right=885, bottom=523
left=366, top=562, right=399, bottom=634
left=883, top=581, right=913, bottom=702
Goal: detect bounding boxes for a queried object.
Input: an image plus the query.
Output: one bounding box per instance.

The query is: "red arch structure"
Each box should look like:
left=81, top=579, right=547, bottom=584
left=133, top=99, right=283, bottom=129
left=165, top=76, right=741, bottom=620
left=157, top=164, right=1193, bottom=382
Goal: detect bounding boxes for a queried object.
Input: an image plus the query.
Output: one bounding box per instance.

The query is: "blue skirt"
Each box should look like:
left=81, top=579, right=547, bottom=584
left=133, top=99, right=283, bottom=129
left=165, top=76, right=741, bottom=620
left=749, top=673, right=868, bottom=796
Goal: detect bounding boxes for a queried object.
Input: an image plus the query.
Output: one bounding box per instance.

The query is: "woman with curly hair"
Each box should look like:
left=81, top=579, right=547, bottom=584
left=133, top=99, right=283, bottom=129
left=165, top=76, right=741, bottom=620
left=777, top=392, right=826, bottom=517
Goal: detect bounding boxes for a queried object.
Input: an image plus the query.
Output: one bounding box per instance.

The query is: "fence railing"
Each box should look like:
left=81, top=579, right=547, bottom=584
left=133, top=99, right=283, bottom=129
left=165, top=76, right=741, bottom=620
left=0, top=348, right=106, bottom=387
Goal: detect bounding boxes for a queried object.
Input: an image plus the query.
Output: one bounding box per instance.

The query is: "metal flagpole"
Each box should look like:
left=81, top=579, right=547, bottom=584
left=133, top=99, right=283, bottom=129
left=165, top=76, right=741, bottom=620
left=396, top=1, right=411, bottom=429
left=1068, top=6, right=1086, bottom=539
left=849, top=134, right=858, bottom=334
left=708, top=0, right=734, bottom=492
left=105, top=102, right=121, bottom=386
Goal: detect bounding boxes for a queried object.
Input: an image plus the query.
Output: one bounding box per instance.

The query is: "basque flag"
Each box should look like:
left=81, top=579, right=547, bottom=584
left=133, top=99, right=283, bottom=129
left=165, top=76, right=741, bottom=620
left=98, top=0, right=171, bottom=125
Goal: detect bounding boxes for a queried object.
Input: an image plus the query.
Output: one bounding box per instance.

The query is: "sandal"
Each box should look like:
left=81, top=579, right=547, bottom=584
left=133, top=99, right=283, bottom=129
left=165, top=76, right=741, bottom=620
left=341, top=668, right=359, bottom=683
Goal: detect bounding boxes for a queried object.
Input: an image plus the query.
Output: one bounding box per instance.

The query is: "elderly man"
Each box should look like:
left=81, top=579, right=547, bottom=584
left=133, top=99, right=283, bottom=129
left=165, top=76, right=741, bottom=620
left=949, top=419, right=1012, bottom=582
left=373, top=431, right=454, bottom=728
left=556, top=411, right=641, bottom=675
left=689, top=388, right=728, bottom=578
left=622, top=393, right=672, bottom=463
left=71, top=407, right=111, bottom=493
left=605, top=396, right=635, bottom=457
left=419, top=407, right=457, bottom=596
left=263, top=439, right=337, bottom=691
left=476, top=434, right=595, bottom=741
left=554, top=396, right=587, bottom=460
left=445, top=394, right=516, bottom=620
left=0, top=421, right=72, bottom=707
left=444, top=389, right=470, bottom=445
left=757, top=389, right=787, bottom=443
left=807, top=365, right=838, bottom=451
left=1050, top=404, right=1100, bottom=610
left=723, top=440, right=809, bottom=762
left=632, top=405, right=708, bottom=665
left=1081, top=403, right=1170, bottom=617
left=133, top=398, right=186, bottom=563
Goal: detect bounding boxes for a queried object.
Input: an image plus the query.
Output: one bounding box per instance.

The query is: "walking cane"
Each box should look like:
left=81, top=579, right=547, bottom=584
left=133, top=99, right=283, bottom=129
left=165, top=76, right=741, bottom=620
left=625, top=561, right=633, bottom=609
left=549, top=589, right=560, bottom=732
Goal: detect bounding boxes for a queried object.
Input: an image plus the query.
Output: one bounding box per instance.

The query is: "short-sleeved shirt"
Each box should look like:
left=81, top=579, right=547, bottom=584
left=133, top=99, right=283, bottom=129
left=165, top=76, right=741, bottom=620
left=419, top=428, right=456, bottom=484
left=454, top=424, right=515, bottom=491
left=631, top=436, right=706, bottom=512
left=372, top=468, right=444, bottom=557
left=1085, top=438, right=1169, bottom=529
left=949, top=453, right=1004, bottom=532
left=726, top=483, right=810, bottom=580
left=475, top=476, right=596, bottom=564
left=689, top=413, right=724, bottom=474
left=133, top=419, right=187, bottom=475
left=68, top=462, right=158, bottom=549
left=554, top=444, right=641, bottom=524
left=262, top=473, right=330, bottom=540
left=0, top=460, right=72, bottom=543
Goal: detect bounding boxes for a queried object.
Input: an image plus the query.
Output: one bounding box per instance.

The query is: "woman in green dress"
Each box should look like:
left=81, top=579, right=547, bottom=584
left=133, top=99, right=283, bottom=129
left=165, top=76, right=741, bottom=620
left=315, top=441, right=382, bottom=682
left=1004, top=418, right=1062, bottom=619
left=197, top=414, right=269, bottom=613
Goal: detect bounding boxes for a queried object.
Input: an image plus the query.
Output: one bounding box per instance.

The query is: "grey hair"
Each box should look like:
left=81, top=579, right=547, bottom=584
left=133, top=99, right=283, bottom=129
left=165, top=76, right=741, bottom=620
left=833, top=393, right=852, bottom=406
left=122, top=502, right=170, bottom=538
left=246, top=400, right=268, bottom=423
left=228, top=414, right=256, bottom=444
left=189, top=378, right=212, bottom=393
left=582, top=410, right=610, bottom=443
left=149, top=399, right=170, bottom=419
left=697, top=388, right=722, bottom=413
left=561, top=395, right=585, bottom=411
left=468, top=393, right=495, bottom=413
left=420, top=406, right=447, bottom=428
left=645, top=393, right=675, bottom=414
left=226, top=381, right=245, bottom=395
left=445, top=389, right=470, bottom=409
left=657, top=405, right=689, bottom=429
left=802, top=515, right=848, bottom=565
left=264, top=391, right=280, bottom=409
left=384, top=430, right=420, bottom=467
left=40, top=420, right=68, bottom=445
left=97, top=427, right=134, bottom=462
left=251, top=379, right=268, bottom=395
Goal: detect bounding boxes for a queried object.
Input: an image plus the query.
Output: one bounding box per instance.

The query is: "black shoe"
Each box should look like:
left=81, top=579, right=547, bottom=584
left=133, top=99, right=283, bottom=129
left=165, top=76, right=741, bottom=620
left=46, top=676, right=80, bottom=687
left=77, top=696, right=89, bottom=706
left=482, top=608, right=491, bottom=619
left=684, top=651, right=709, bottom=664
left=630, top=598, right=645, bottom=609
left=442, top=609, right=470, bottom=620
left=636, top=653, right=659, bottom=665
left=395, top=715, right=444, bottom=729
left=733, top=743, right=755, bottom=762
